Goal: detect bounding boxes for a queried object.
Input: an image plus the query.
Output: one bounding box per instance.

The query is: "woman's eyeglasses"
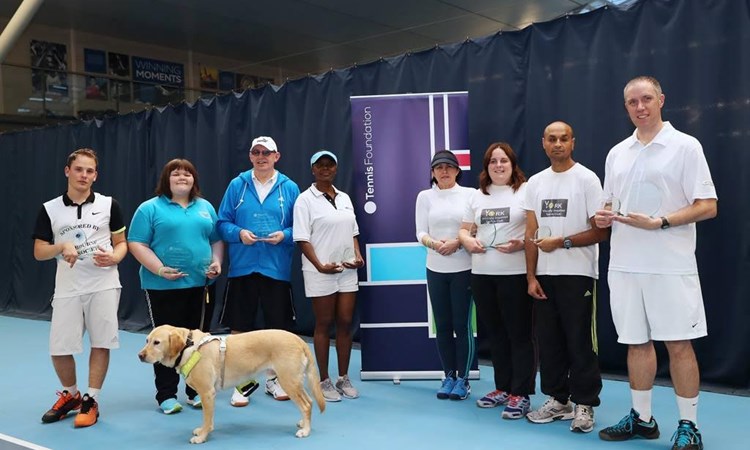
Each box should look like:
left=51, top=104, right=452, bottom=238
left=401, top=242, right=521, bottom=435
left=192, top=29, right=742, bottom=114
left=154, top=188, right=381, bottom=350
left=250, top=149, right=275, bottom=156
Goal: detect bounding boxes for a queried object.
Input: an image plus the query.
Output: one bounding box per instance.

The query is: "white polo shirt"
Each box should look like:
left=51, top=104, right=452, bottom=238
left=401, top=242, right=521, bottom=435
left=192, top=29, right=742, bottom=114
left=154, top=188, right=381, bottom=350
left=462, top=184, right=527, bottom=275
left=253, top=169, right=278, bottom=203
left=415, top=184, right=473, bottom=273
left=604, top=122, right=717, bottom=274
left=522, top=163, right=602, bottom=278
left=293, top=184, right=360, bottom=271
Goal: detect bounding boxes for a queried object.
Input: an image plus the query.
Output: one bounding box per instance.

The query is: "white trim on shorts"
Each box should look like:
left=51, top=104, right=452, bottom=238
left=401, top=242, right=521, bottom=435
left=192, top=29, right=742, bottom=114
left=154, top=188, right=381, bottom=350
left=302, top=269, right=359, bottom=298
left=49, top=288, right=121, bottom=355
left=607, top=271, right=706, bottom=344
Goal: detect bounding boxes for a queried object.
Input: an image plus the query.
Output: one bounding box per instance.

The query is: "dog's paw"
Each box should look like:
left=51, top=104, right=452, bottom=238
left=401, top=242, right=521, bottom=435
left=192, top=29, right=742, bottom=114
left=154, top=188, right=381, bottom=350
left=295, top=427, right=311, bottom=438
left=190, top=427, right=207, bottom=444
left=190, top=435, right=207, bottom=444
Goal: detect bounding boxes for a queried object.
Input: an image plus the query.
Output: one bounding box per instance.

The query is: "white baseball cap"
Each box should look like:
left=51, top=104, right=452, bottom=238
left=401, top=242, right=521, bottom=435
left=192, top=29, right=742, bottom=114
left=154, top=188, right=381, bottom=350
left=250, top=136, right=278, bottom=152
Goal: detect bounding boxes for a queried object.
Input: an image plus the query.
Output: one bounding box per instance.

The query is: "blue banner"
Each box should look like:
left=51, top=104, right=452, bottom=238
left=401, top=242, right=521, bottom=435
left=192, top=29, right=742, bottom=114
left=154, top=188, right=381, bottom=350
left=351, top=92, right=476, bottom=380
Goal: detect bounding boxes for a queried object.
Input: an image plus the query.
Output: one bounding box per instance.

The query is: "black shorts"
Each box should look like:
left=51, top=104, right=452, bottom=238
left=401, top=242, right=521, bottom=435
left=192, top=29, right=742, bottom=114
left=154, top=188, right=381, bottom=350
left=219, top=272, right=295, bottom=332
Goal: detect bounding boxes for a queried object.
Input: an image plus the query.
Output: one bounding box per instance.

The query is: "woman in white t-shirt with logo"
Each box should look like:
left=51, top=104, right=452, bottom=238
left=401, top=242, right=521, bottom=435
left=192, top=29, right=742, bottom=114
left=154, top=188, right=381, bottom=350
left=415, top=150, right=475, bottom=401
left=458, top=142, right=536, bottom=420
left=293, top=150, right=364, bottom=403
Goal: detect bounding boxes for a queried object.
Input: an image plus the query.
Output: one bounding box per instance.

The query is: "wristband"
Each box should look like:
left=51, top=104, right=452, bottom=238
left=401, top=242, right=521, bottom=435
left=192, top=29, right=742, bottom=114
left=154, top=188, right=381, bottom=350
left=158, top=266, right=166, bottom=277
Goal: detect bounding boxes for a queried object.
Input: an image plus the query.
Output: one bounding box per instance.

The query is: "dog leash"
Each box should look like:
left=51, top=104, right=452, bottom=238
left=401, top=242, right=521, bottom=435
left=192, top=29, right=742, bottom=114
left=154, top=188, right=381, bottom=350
left=199, top=276, right=210, bottom=331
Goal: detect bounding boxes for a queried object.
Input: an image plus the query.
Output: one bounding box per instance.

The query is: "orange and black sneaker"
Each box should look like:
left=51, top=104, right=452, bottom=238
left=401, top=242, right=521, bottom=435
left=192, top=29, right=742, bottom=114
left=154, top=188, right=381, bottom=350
left=41, top=390, right=82, bottom=423
left=73, top=394, right=99, bottom=428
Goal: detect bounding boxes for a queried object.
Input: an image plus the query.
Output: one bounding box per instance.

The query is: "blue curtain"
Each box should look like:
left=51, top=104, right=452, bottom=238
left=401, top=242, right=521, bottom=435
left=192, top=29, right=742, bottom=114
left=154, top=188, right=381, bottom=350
left=0, top=0, right=747, bottom=388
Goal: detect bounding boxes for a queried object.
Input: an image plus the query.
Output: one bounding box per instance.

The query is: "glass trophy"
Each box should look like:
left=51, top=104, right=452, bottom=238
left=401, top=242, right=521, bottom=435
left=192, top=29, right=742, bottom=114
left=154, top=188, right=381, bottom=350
left=162, top=244, right=194, bottom=272
left=329, top=246, right=355, bottom=265
left=626, top=181, right=662, bottom=217
left=200, top=257, right=213, bottom=276
left=603, top=195, right=622, bottom=215
left=252, top=212, right=280, bottom=241
left=534, top=225, right=552, bottom=241
left=476, top=224, right=505, bottom=249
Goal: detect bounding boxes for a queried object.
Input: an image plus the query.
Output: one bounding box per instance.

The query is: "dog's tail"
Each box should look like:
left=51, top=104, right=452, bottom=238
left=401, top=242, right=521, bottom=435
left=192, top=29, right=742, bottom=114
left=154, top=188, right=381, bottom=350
left=304, top=344, right=326, bottom=413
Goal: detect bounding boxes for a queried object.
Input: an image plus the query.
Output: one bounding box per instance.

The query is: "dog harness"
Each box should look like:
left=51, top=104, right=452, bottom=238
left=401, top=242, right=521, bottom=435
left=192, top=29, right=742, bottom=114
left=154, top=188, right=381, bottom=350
left=178, top=333, right=229, bottom=388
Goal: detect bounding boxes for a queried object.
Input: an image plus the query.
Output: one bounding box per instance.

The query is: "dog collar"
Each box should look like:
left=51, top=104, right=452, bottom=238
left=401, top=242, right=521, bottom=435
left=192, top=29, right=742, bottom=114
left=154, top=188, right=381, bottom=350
left=172, top=331, right=194, bottom=369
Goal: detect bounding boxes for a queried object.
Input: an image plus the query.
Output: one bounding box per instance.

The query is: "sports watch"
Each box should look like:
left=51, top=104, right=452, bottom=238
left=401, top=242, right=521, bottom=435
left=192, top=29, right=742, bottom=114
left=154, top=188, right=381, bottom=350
left=563, top=237, right=573, bottom=249
left=660, top=217, right=671, bottom=230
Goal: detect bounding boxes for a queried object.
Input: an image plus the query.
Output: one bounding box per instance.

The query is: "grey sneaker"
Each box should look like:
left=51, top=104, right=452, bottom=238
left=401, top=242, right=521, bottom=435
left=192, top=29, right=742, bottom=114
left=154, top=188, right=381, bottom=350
left=335, top=375, right=359, bottom=399
left=571, top=404, right=595, bottom=433
left=527, top=396, right=575, bottom=423
left=320, top=378, right=341, bottom=402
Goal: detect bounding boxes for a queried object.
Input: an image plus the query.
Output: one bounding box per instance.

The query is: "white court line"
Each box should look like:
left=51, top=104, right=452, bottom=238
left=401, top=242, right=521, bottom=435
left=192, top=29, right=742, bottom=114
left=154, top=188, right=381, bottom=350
left=0, top=433, right=52, bottom=450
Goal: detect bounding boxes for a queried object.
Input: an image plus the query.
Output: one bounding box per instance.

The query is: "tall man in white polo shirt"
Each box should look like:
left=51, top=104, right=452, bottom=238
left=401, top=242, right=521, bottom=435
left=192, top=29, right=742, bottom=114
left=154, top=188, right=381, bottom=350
left=596, top=76, right=717, bottom=450
left=523, top=121, right=608, bottom=434
left=33, top=148, right=128, bottom=428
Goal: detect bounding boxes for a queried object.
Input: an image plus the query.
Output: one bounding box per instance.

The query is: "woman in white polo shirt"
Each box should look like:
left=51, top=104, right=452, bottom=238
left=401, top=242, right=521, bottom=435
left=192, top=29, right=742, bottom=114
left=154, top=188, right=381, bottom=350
left=293, top=150, right=364, bottom=402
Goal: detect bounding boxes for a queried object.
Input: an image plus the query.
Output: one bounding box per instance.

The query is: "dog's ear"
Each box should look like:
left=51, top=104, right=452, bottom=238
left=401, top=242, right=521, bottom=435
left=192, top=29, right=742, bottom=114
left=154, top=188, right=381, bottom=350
left=168, top=331, right=186, bottom=359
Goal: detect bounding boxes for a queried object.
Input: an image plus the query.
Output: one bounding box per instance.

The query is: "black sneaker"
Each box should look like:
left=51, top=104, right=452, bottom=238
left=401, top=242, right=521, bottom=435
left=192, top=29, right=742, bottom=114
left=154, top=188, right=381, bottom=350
left=42, top=390, right=82, bottom=423
left=599, top=408, right=660, bottom=441
left=671, top=420, right=703, bottom=450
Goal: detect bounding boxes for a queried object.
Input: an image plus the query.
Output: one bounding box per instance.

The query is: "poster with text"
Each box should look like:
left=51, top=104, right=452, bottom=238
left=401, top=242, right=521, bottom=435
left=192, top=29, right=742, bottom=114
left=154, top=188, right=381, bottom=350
left=351, top=92, right=476, bottom=381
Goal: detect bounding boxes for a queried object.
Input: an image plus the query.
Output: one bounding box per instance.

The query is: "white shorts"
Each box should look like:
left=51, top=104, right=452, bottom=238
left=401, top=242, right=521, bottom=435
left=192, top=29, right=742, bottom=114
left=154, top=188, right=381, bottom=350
left=49, top=288, right=121, bottom=355
left=302, top=269, right=359, bottom=298
left=607, top=271, right=707, bottom=344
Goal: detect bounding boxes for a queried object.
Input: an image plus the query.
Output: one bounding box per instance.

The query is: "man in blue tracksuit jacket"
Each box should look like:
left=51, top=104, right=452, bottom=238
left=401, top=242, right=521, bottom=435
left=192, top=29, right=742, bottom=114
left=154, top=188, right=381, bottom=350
left=217, top=135, right=300, bottom=406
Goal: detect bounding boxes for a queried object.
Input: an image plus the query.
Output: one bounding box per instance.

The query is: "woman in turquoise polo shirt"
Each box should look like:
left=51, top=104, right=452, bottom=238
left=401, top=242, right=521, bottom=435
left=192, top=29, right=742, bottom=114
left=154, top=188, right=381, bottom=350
left=128, top=159, right=224, bottom=415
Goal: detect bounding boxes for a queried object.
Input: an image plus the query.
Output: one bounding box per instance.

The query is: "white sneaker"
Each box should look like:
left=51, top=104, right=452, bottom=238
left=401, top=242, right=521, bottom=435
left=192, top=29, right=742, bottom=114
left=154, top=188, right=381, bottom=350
left=265, top=377, right=290, bottom=401
left=320, top=378, right=341, bottom=402
left=570, top=404, right=595, bottom=433
left=334, top=375, right=359, bottom=399
left=230, top=388, right=249, bottom=407
left=526, top=396, right=575, bottom=423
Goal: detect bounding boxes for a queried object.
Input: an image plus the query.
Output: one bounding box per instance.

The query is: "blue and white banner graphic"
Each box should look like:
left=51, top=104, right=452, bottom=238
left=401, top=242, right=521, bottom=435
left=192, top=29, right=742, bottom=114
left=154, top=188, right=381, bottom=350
left=350, top=92, right=477, bottom=380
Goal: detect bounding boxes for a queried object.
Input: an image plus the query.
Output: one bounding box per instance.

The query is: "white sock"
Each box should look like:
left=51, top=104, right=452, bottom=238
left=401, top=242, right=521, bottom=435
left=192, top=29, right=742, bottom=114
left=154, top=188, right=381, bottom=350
left=676, top=395, right=699, bottom=425
left=63, top=385, right=78, bottom=396
left=87, top=388, right=101, bottom=400
left=631, top=389, right=652, bottom=422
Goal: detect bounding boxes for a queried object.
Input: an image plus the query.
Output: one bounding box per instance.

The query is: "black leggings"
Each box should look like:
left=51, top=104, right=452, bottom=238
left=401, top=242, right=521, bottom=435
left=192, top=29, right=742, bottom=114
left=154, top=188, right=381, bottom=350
left=426, top=269, right=475, bottom=378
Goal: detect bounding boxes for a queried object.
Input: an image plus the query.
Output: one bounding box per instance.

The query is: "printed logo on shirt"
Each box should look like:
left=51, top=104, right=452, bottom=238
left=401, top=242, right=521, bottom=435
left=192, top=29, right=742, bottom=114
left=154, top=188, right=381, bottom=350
left=199, top=210, right=211, bottom=219
left=480, top=207, right=510, bottom=224
left=91, top=211, right=101, bottom=215
left=540, top=199, right=568, bottom=218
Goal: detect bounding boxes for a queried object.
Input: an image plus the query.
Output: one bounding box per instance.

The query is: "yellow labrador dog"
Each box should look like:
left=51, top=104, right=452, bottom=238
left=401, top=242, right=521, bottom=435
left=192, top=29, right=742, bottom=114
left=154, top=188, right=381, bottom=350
left=138, top=325, right=325, bottom=444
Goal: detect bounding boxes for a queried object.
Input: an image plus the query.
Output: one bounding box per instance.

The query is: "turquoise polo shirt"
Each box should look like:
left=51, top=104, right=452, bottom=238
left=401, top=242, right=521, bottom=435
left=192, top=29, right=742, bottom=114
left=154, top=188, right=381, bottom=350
left=128, top=195, right=220, bottom=290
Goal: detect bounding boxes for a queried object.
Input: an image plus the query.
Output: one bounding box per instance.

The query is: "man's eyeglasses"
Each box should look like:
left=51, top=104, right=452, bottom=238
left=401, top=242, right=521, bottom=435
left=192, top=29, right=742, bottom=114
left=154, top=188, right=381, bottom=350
left=250, top=149, right=275, bottom=156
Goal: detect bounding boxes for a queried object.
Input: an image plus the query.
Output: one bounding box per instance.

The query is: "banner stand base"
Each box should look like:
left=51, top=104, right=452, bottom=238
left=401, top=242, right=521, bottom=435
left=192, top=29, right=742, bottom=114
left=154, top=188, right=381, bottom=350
left=360, top=369, right=480, bottom=384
